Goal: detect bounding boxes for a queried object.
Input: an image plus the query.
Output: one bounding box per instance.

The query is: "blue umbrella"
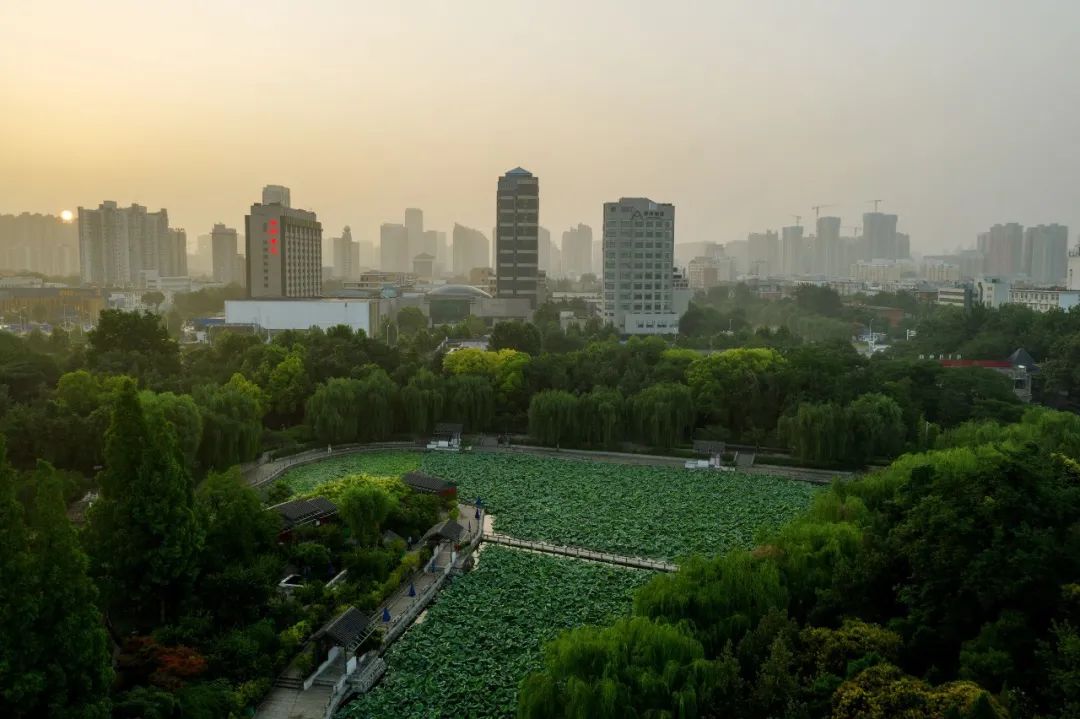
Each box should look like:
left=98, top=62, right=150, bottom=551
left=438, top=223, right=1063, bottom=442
left=382, top=607, right=391, bottom=622
left=408, top=582, right=416, bottom=597
left=475, top=507, right=481, bottom=520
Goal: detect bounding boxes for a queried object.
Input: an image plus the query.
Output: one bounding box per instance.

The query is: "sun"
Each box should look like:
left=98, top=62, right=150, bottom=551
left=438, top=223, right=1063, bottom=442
left=60, top=210, right=74, bottom=222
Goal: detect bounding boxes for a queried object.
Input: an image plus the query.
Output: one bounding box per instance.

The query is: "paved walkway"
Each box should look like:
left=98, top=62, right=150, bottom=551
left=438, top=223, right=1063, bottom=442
left=254, top=505, right=481, bottom=719
left=483, top=532, right=677, bottom=572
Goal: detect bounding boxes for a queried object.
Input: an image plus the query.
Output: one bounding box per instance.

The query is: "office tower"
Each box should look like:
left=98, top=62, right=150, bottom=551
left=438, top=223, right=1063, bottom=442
left=979, top=223, right=1024, bottom=276
left=356, top=240, right=374, bottom=269
left=863, top=212, right=899, bottom=260
left=814, top=216, right=841, bottom=275
left=211, top=223, right=239, bottom=284
left=747, top=230, right=779, bottom=276
left=78, top=201, right=171, bottom=287
left=421, top=229, right=439, bottom=261
left=688, top=255, right=734, bottom=290
left=1026, top=224, right=1068, bottom=285
left=380, top=223, right=410, bottom=272
left=550, top=241, right=563, bottom=278
left=452, top=223, right=489, bottom=276
left=404, top=208, right=424, bottom=262
left=161, top=228, right=188, bottom=277
left=495, top=167, right=540, bottom=307
left=245, top=200, right=322, bottom=298
left=895, top=232, right=910, bottom=260
left=435, top=231, right=449, bottom=274
left=262, top=185, right=291, bottom=208
left=602, top=197, right=677, bottom=334
left=537, top=226, right=553, bottom=274
left=781, top=225, right=804, bottom=276
left=0, top=212, right=79, bottom=276
left=332, top=226, right=358, bottom=279
left=561, top=223, right=593, bottom=278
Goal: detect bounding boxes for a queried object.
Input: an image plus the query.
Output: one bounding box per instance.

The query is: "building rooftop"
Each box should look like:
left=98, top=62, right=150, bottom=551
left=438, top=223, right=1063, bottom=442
left=426, top=284, right=492, bottom=299
left=403, top=471, right=452, bottom=494
left=504, top=167, right=532, bottom=176
left=314, top=607, right=370, bottom=646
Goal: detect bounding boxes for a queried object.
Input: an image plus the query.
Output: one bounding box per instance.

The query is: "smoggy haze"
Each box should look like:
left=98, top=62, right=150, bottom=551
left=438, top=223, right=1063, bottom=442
left=2, top=0, right=1078, bottom=252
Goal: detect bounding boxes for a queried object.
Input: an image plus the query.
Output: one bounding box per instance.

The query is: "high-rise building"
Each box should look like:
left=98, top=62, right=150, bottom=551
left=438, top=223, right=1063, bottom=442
left=747, top=230, right=779, bottom=276
left=452, top=223, right=489, bottom=276
left=332, top=226, right=358, bottom=279
left=561, top=223, right=593, bottom=278
left=781, top=225, right=805, bottom=276
left=1026, top=224, right=1068, bottom=285
left=895, top=232, right=911, bottom=260
left=211, top=223, right=239, bottom=284
left=421, top=229, right=439, bottom=263
left=814, top=216, right=841, bottom=275
left=979, top=223, right=1024, bottom=276
left=863, top=212, right=899, bottom=260
left=434, top=231, right=449, bottom=275
left=537, top=226, right=553, bottom=275
left=380, top=223, right=410, bottom=272
left=245, top=200, right=322, bottom=298
left=688, top=255, right=734, bottom=290
left=495, top=167, right=540, bottom=307
left=404, top=208, right=424, bottom=263
left=262, top=185, right=291, bottom=208
left=0, top=212, right=79, bottom=276
left=162, top=228, right=188, bottom=277
left=78, top=201, right=172, bottom=287
left=602, top=197, right=677, bottom=334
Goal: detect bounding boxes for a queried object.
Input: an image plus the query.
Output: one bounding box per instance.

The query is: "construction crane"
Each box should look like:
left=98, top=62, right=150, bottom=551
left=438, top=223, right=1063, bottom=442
left=811, top=204, right=835, bottom=219
left=845, top=225, right=861, bottom=237
left=867, top=199, right=883, bottom=212
left=790, top=214, right=802, bottom=227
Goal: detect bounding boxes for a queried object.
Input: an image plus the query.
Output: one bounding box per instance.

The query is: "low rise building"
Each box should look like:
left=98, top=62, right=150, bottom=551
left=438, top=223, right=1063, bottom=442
left=1008, top=287, right=1080, bottom=313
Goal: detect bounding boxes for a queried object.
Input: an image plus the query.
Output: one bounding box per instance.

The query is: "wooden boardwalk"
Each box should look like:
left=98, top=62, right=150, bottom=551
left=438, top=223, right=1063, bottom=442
left=482, top=532, right=677, bottom=572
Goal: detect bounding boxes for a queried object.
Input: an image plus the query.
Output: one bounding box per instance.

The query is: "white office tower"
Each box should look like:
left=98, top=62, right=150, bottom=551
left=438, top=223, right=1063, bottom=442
left=602, top=197, right=677, bottom=335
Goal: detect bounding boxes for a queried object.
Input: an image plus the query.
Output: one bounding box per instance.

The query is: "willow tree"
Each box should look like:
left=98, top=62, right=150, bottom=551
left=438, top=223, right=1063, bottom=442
left=580, top=386, right=624, bottom=448
left=307, top=377, right=362, bottom=444
left=401, top=369, right=444, bottom=436
left=445, top=374, right=494, bottom=432
left=527, top=390, right=579, bottom=446
left=628, top=382, right=694, bottom=450
left=518, top=616, right=738, bottom=719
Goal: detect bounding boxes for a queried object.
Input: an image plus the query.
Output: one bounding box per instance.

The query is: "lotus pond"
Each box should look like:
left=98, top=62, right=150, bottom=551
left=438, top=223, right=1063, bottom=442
left=279, top=451, right=819, bottom=560
left=337, top=546, right=650, bottom=719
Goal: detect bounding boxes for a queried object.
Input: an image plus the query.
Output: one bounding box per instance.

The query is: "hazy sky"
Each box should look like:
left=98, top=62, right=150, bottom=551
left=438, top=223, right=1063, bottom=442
left=2, top=0, right=1078, bottom=254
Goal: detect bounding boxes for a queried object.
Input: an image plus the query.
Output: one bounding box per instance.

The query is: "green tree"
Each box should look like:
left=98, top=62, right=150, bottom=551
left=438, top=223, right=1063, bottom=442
left=195, top=373, right=265, bottom=470
left=401, top=369, right=444, bottom=436
left=86, top=309, right=180, bottom=385
left=86, top=380, right=205, bottom=623
left=196, top=467, right=278, bottom=571
left=628, top=382, right=694, bottom=450
left=266, top=349, right=311, bottom=425
left=445, top=374, right=495, bottom=432
left=527, top=390, right=579, bottom=446
left=396, top=306, right=428, bottom=336
left=490, top=320, right=542, bottom=355
left=338, top=481, right=398, bottom=545
left=141, top=390, right=203, bottom=475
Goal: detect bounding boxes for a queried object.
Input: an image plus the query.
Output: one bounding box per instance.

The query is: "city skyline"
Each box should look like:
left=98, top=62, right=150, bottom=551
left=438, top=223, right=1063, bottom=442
left=3, top=1, right=1079, bottom=254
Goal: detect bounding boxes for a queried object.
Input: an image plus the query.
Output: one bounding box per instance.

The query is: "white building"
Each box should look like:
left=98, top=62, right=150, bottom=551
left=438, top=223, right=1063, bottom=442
left=974, top=276, right=1012, bottom=308
left=225, top=299, right=374, bottom=334
left=1009, top=287, right=1080, bottom=313
left=602, top=197, right=678, bottom=335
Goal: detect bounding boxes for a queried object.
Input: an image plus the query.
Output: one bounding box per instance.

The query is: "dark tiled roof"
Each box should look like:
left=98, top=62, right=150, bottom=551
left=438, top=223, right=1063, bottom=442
left=272, top=497, right=338, bottom=530
left=434, top=422, right=464, bottom=435
left=403, top=471, right=450, bottom=493
left=436, top=519, right=464, bottom=541
left=382, top=529, right=405, bottom=545
left=1008, top=348, right=1038, bottom=370
left=316, top=607, right=370, bottom=646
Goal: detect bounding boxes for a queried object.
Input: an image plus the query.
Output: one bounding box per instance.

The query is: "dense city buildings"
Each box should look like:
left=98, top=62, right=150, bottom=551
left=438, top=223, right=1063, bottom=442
left=77, top=201, right=177, bottom=287
left=688, top=254, right=734, bottom=290
left=602, top=196, right=677, bottom=334
left=0, top=212, right=78, bottom=276
left=979, top=223, right=1024, bottom=276
left=561, top=223, right=593, bottom=278
left=451, top=223, right=489, bottom=276
left=245, top=199, right=322, bottom=298
left=380, top=223, right=410, bottom=273
left=495, top=167, right=540, bottom=307
left=162, top=228, right=188, bottom=278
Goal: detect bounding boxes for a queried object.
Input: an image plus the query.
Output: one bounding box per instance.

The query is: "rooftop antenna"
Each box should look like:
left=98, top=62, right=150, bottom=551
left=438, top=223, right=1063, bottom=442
left=868, top=199, right=883, bottom=212
left=811, top=204, right=835, bottom=219
left=790, top=214, right=802, bottom=227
